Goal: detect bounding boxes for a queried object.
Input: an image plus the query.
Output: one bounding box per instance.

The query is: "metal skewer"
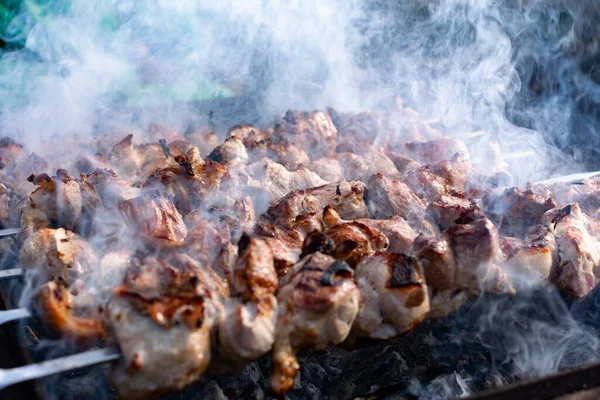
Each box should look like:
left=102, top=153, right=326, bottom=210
left=0, top=228, right=20, bottom=238
left=0, top=268, right=23, bottom=280
left=0, top=308, right=31, bottom=326
left=0, top=346, right=121, bottom=391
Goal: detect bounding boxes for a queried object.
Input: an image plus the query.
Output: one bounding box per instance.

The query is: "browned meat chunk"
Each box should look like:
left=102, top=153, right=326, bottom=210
left=272, top=110, right=338, bottom=160
left=3, top=152, right=51, bottom=186
left=19, top=228, right=97, bottom=287
left=34, top=279, right=106, bottom=342
left=425, top=190, right=481, bottom=231
left=105, top=255, right=222, bottom=400
left=403, top=151, right=472, bottom=201
left=302, top=222, right=389, bottom=267
left=270, top=253, right=359, bottom=396
left=143, top=146, right=227, bottom=215
left=117, top=192, right=188, bottom=249
left=354, top=252, right=429, bottom=339
left=265, top=181, right=368, bottom=229
left=365, top=173, right=426, bottom=224
left=550, top=178, right=600, bottom=217
left=108, top=134, right=173, bottom=183
left=482, top=187, right=556, bottom=238
left=20, top=171, right=82, bottom=236
left=84, top=168, right=140, bottom=208
left=499, top=230, right=555, bottom=285
left=543, top=204, right=600, bottom=299
left=323, top=205, right=417, bottom=254
left=219, top=235, right=278, bottom=364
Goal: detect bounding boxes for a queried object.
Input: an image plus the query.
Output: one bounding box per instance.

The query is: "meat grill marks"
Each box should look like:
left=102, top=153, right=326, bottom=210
left=7, top=107, right=600, bottom=399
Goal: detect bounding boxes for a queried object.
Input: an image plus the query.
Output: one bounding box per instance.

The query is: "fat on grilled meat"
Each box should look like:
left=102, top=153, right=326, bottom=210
left=265, top=181, right=368, bottom=229
left=323, top=205, right=417, bottom=254
left=270, top=252, right=359, bottom=397
left=543, top=203, right=600, bottom=299
left=142, top=146, right=227, bottom=215
left=402, top=151, right=472, bottom=202
left=482, top=186, right=557, bottom=238
left=499, top=229, right=556, bottom=284
left=105, top=255, right=223, bottom=400
left=218, top=235, right=278, bottom=365
left=20, top=171, right=83, bottom=237
left=19, top=228, right=97, bottom=287
left=354, top=252, right=429, bottom=340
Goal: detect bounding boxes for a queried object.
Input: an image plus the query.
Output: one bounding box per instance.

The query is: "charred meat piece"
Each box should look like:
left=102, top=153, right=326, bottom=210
left=303, top=222, right=389, bottom=267
left=265, top=181, right=368, bottom=229
left=270, top=253, right=359, bottom=396
left=482, top=187, right=556, bottom=238
left=247, top=158, right=327, bottom=202
left=365, top=173, right=425, bottom=225
left=323, top=205, right=417, bottom=254
left=544, top=204, right=600, bottom=299
left=20, top=171, right=82, bottom=236
left=105, top=256, right=222, bottom=400
left=272, top=110, right=338, bottom=160
left=219, top=235, right=278, bottom=364
left=118, top=192, right=188, bottom=249
left=384, top=150, right=421, bottom=176
left=403, top=151, right=472, bottom=201
left=142, top=146, right=227, bottom=215
left=19, top=228, right=97, bottom=287
left=206, top=136, right=249, bottom=168
left=263, top=237, right=298, bottom=278
left=354, top=252, right=429, bottom=339
left=34, top=279, right=106, bottom=342
left=425, top=190, right=481, bottom=231
left=307, top=152, right=369, bottom=183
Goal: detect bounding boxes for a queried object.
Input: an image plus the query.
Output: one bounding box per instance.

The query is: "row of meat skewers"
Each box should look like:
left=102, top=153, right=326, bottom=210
left=0, top=106, right=598, bottom=398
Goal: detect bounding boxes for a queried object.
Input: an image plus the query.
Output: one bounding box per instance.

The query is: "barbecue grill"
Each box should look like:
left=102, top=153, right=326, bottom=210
left=4, top=1, right=600, bottom=399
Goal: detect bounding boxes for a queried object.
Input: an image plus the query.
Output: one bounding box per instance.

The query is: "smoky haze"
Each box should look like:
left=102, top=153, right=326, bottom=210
left=1, top=0, right=597, bottom=181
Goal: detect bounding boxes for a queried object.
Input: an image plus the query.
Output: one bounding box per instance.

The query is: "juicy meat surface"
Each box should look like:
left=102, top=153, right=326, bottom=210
left=425, top=190, right=481, bottom=231
left=105, top=256, right=222, bottom=400
left=354, top=252, right=430, bottom=339
left=20, top=171, right=83, bottom=236
left=265, top=181, right=368, bottom=229
left=365, top=173, right=425, bottom=224
left=403, top=137, right=470, bottom=166
left=19, top=228, right=97, bottom=287
left=206, top=136, right=249, bottom=168
left=544, top=204, right=600, bottom=299
left=482, top=187, right=556, bottom=238
left=270, top=252, right=359, bottom=396
left=219, top=235, right=278, bottom=364
left=273, top=110, right=338, bottom=160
